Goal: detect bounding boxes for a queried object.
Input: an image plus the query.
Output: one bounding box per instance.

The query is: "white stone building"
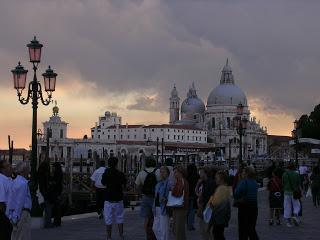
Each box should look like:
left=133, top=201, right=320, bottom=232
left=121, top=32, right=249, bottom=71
left=37, top=106, right=213, bottom=172
left=91, top=111, right=207, bottom=144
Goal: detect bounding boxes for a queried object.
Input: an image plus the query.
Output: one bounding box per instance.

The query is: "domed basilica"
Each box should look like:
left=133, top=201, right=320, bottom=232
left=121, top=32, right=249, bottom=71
left=169, top=60, right=268, bottom=160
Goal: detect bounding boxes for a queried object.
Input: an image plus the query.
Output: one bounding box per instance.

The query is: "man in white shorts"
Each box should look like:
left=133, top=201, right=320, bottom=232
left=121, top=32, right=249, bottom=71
left=101, top=157, right=126, bottom=240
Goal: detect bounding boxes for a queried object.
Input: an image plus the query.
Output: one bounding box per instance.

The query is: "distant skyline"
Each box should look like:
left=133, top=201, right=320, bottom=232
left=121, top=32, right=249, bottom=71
left=1, top=0, right=319, bottom=148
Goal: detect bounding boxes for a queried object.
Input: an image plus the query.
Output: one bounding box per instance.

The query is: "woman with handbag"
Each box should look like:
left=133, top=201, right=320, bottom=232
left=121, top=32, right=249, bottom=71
left=195, top=167, right=216, bottom=240
left=234, top=167, right=259, bottom=240
left=267, top=170, right=283, bottom=226
left=208, top=171, right=231, bottom=240
left=152, top=166, right=172, bottom=240
left=170, top=166, right=189, bottom=240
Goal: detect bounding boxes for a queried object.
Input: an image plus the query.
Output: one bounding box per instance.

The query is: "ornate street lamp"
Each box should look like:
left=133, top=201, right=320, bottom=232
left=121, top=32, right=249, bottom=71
left=11, top=36, right=57, bottom=216
left=233, top=103, right=248, bottom=164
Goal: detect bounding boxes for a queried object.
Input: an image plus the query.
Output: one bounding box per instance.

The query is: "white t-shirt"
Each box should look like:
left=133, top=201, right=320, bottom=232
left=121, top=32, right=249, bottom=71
left=90, top=167, right=106, bottom=188
left=229, top=169, right=237, bottom=176
left=299, top=166, right=308, bottom=175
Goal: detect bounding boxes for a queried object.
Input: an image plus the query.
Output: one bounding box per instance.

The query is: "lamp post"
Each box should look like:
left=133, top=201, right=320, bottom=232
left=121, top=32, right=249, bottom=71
left=293, top=120, right=299, bottom=167
left=233, top=104, right=248, bottom=165
left=156, top=137, right=159, bottom=163
left=161, top=138, right=164, bottom=165
left=11, top=36, right=57, bottom=215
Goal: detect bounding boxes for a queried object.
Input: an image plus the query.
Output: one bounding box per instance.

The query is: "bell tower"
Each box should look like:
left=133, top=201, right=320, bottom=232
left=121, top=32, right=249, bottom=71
left=169, top=84, right=180, bottom=124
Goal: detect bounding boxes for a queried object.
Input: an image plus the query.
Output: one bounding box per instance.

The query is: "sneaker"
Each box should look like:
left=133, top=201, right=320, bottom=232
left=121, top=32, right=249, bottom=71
left=269, top=219, right=274, bottom=226
left=286, top=222, right=293, bottom=228
left=276, top=219, right=281, bottom=225
left=292, top=217, right=300, bottom=226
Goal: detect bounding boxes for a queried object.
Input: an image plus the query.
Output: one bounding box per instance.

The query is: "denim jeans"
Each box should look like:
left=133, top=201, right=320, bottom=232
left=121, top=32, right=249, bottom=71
left=187, top=197, right=196, bottom=229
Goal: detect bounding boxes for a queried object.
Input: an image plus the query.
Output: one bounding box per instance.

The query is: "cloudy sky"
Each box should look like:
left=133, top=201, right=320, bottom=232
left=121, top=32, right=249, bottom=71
left=1, top=0, right=319, bottom=148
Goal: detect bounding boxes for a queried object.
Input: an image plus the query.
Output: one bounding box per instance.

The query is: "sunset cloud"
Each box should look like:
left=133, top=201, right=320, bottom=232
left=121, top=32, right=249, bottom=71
left=1, top=0, right=319, bottom=148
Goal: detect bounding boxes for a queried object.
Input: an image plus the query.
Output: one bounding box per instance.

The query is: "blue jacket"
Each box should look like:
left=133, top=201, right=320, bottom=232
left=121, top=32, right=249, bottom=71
left=154, top=179, right=171, bottom=215
left=234, top=179, right=258, bottom=203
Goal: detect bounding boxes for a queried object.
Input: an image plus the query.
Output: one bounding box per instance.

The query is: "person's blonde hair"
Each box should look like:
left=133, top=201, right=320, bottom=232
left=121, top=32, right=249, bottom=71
left=209, top=185, right=231, bottom=206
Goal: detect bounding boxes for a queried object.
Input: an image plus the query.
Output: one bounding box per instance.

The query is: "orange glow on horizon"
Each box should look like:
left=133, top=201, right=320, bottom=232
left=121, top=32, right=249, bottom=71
left=0, top=83, right=295, bottom=149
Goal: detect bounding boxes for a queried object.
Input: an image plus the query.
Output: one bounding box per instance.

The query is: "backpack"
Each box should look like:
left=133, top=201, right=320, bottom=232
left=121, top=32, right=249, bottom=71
left=142, top=169, right=157, bottom=196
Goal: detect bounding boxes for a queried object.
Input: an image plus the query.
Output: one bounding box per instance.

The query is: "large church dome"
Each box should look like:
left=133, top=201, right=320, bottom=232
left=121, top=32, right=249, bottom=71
left=207, top=59, right=247, bottom=107
left=181, top=83, right=205, bottom=115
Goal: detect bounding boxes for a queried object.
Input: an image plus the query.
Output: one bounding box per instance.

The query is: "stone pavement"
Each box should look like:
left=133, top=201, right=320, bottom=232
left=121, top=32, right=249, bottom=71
left=32, top=191, right=320, bottom=240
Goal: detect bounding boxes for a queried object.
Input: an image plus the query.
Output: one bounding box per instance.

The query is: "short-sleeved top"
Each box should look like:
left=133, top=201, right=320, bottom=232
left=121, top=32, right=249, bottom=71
left=7, top=175, right=32, bottom=223
left=135, top=168, right=161, bottom=187
left=0, top=173, right=10, bottom=205
left=234, top=179, right=258, bottom=203
left=282, top=170, right=301, bottom=194
left=90, top=167, right=106, bottom=188
left=299, top=166, right=308, bottom=175
left=101, top=168, right=126, bottom=202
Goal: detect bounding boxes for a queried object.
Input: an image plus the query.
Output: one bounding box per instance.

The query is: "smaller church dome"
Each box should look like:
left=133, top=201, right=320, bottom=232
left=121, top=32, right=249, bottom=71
left=181, top=97, right=205, bottom=114
left=181, top=83, right=205, bottom=115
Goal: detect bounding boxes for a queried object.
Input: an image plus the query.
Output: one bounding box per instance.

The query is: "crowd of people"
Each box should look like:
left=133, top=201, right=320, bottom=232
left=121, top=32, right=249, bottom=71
left=0, top=160, right=63, bottom=240
left=1, top=156, right=320, bottom=240
left=92, top=157, right=320, bottom=240
left=90, top=156, right=262, bottom=240
left=266, top=161, right=320, bottom=228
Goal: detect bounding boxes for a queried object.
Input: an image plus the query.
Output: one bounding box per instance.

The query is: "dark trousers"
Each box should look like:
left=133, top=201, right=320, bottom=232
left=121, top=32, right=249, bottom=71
left=312, top=188, right=320, bottom=206
left=53, top=198, right=62, bottom=226
left=96, top=188, right=106, bottom=214
left=44, top=201, right=54, bottom=227
left=146, top=215, right=156, bottom=240
left=0, top=212, right=13, bottom=240
left=187, top=197, right=196, bottom=229
left=238, top=203, right=259, bottom=240
left=212, top=225, right=225, bottom=240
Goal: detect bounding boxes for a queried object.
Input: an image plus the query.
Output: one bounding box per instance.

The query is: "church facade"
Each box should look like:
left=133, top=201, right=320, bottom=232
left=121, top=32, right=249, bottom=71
left=169, top=60, right=268, bottom=161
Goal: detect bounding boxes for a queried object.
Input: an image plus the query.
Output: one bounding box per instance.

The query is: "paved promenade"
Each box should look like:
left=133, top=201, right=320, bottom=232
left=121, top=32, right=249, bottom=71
left=32, top=191, right=320, bottom=240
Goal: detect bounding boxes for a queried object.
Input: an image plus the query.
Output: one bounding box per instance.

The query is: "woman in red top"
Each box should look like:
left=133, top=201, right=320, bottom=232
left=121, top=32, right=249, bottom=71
left=171, top=165, right=189, bottom=240
left=267, top=169, right=283, bottom=225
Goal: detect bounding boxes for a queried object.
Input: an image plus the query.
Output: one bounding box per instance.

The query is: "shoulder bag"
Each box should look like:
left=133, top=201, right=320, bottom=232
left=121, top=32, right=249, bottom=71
left=167, top=179, right=184, bottom=208
left=272, top=178, right=282, bottom=198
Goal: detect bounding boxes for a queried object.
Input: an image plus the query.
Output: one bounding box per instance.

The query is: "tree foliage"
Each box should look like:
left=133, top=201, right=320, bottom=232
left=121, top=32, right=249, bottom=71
left=297, top=104, right=320, bottom=139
